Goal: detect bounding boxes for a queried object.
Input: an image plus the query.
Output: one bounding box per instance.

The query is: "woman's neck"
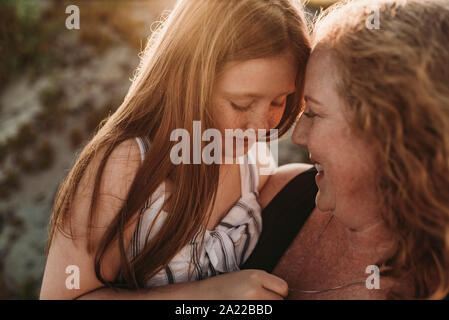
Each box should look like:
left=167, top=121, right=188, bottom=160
left=333, top=213, right=394, bottom=265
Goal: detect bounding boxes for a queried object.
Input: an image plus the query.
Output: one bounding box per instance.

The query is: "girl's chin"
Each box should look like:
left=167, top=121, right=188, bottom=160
left=222, top=145, right=250, bottom=159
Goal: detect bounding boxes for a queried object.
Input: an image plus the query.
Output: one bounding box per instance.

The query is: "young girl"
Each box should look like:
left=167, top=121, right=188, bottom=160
left=40, top=0, right=310, bottom=299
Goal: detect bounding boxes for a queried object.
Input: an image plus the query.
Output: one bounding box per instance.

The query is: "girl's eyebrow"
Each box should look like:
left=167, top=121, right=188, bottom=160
left=304, top=95, right=324, bottom=106
left=277, top=89, right=296, bottom=98
left=225, top=91, right=263, bottom=99
left=224, top=89, right=296, bottom=99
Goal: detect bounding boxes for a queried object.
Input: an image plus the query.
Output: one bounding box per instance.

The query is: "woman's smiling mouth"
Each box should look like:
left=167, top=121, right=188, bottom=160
left=311, top=159, right=325, bottom=184
left=314, top=163, right=324, bottom=173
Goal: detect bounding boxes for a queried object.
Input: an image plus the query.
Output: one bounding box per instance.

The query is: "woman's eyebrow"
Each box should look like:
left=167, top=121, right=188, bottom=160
left=304, top=95, right=324, bottom=106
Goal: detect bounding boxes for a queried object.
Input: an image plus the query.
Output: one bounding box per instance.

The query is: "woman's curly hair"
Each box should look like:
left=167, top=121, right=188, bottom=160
left=313, top=0, right=449, bottom=299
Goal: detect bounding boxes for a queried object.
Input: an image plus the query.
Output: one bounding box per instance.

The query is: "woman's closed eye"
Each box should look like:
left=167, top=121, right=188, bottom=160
left=302, top=109, right=318, bottom=118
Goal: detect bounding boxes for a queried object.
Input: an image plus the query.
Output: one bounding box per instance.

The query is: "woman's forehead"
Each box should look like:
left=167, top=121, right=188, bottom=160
left=305, top=51, right=339, bottom=96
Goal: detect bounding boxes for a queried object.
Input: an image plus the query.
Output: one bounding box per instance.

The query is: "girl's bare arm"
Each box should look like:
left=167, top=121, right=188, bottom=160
left=40, top=139, right=144, bottom=299
left=40, top=138, right=288, bottom=300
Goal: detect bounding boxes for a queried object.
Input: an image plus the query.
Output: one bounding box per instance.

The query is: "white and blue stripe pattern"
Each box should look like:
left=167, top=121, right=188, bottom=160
left=125, top=136, right=262, bottom=287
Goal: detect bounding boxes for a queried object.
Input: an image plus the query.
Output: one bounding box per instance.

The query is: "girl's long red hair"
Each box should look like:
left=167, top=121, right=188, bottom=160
left=46, top=0, right=311, bottom=289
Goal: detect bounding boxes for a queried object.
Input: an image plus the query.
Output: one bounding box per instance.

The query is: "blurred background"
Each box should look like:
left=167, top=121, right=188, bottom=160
left=0, top=0, right=337, bottom=299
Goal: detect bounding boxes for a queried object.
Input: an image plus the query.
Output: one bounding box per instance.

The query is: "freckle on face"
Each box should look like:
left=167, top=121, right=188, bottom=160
left=300, top=50, right=379, bottom=226
left=211, top=51, right=298, bottom=135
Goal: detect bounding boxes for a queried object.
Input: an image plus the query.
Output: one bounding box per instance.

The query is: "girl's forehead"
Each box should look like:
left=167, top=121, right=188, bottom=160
left=216, top=55, right=298, bottom=94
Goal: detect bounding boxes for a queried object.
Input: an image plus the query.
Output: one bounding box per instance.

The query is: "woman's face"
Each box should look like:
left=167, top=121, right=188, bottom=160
left=211, top=50, right=298, bottom=157
left=292, top=50, right=380, bottom=229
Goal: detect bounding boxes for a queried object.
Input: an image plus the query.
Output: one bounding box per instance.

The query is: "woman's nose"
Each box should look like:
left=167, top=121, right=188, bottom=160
left=292, top=115, right=309, bottom=147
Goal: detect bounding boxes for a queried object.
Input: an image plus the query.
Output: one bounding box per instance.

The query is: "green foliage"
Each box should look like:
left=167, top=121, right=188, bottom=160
left=35, top=103, right=68, bottom=132
left=34, top=139, right=55, bottom=171
left=0, top=143, right=7, bottom=166
left=68, top=128, right=84, bottom=150
left=0, top=274, right=14, bottom=299
left=12, top=277, right=38, bottom=300
left=39, top=84, right=65, bottom=107
left=16, top=138, right=55, bottom=173
left=17, top=157, right=35, bottom=174
left=0, top=274, right=39, bottom=300
left=35, top=84, right=68, bottom=132
left=9, top=215, right=25, bottom=231
left=5, top=123, right=37, bottom=153
left=0, top=169, right=21, bottom=200
left=13, top=0, right=43, bottom=24
left=78, top=27, right=115, bottom=54
left=0, top=0, right=64, bottom=92
left=85, top=104, right=114, bottom=134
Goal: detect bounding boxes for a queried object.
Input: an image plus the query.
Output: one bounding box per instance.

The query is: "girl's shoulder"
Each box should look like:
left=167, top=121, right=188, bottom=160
left=133, top=136, right=151, bottom=162
left=112, top=138, right=144, bottom=163
left=94, top=138, right=143, bottom=205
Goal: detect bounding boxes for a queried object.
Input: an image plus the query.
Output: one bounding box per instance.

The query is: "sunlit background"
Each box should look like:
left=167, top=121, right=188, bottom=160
left=0, top=0, right=338, bottom=299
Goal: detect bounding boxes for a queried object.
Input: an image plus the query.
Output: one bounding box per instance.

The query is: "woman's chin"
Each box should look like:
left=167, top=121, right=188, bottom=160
left=315, top=190, right=335, bottom=213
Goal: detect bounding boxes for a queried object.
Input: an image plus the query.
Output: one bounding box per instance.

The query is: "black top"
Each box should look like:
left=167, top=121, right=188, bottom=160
left=241, top=167, right=318, bottom=272
left=241, top=167, right=449, bottom=300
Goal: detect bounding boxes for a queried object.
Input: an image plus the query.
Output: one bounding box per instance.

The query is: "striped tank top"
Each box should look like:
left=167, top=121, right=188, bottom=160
left=123, top=136, right=263, bottom=287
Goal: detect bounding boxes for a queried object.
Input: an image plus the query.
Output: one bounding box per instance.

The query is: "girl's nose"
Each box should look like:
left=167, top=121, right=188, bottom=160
left=247, top=108, right=271, bottom=134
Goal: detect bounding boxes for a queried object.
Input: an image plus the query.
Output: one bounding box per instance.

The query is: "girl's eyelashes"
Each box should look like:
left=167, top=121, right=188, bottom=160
left=271, top=99, right=286, bottom=108
left=230, top=95, right=289, bottom=111
left=272, top=94, right=291, bottom=108
left=231, top=101, right=251, bottom=112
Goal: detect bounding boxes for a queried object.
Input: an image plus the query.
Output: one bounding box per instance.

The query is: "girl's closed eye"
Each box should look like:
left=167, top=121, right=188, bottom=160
left=231, top=101, right=252, bottom=112
left=272, top=93, right=293, bottom=108
left=271, top=98, right=286, bottom=107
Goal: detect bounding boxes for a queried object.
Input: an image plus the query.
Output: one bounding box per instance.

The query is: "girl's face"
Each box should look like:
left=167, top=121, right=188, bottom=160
left=211, top=50, right=298, bottom=156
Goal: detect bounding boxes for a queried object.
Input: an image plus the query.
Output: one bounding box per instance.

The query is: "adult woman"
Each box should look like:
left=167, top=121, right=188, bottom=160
left=39, top=0, right=311, bottom=299
left=244, top=0, right=449, bottom=299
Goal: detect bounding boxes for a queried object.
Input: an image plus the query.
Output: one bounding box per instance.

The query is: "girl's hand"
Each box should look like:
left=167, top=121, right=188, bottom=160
left=200, top=269, right=289, bottom=300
